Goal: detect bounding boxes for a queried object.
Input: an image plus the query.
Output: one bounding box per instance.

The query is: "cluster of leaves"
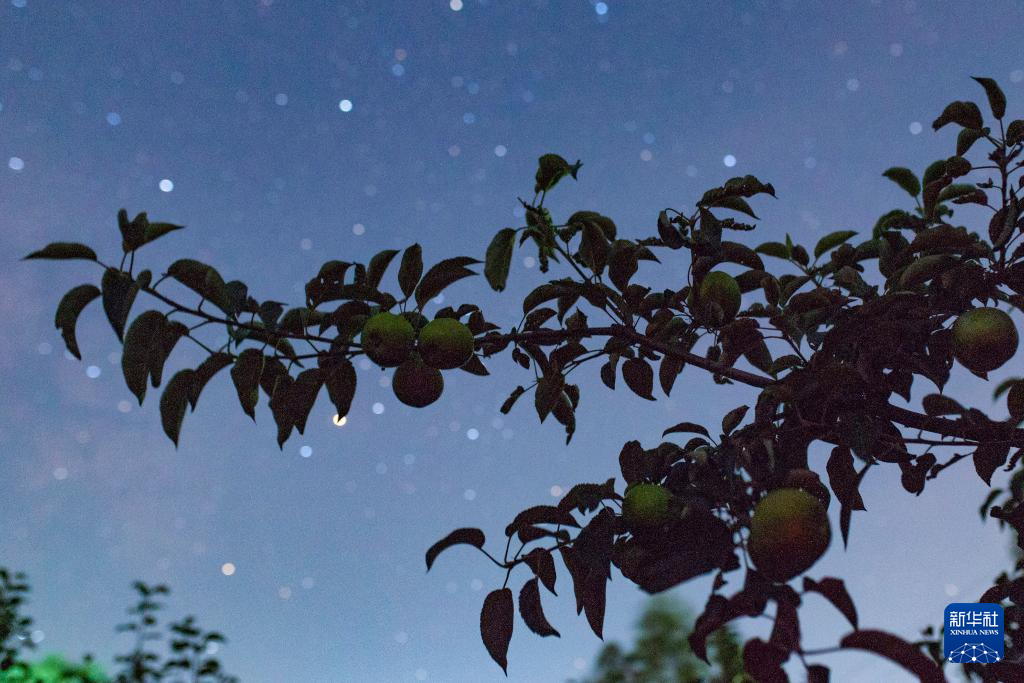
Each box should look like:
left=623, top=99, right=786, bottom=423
left=0, top=573, right=234, bottom=683
left=27, top=77, right=1024, bottom=680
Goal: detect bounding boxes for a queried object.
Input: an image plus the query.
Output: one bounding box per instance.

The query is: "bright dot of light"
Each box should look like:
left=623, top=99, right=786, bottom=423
left=53, top=467, right=68, bottom=481
left=595, top=2, right=608, bottom=15
left=159, top=178, right=174, bottom=192
left=494, top=144, right=507, bottom=157
left=523, top=256, right=536, bottom=269
left=339, top=98, right=353, bottom=112
left=300, top=445, right=313, bottom=458
left=640, top=149, right=653, bottom=161
left=846, top=78, right=860, bottom=91
left=550, top=485, right=563, bottom=497
left=106, top=112, right=122, bottom=126
left=353, top=223, right=366, bottom=235
left=449, top=0, right=462, bottom=10
left=86, top=365, right=101, bottom=378
left=723, top=154, right=737, bottom=167
left=391, top=63, right=405, bottom=76
left=909, top=121, right=923, bottom=135
left=300, top=238, right=312, bottom=250
left=29, top=630, right=43, bottom=644
left=221, top=563, right=236, bottom=576
left=332, top=414, right=348, bottom=427
left=376, top=462, right=388, bottom=474
left=372, top=402, right=385, bottom=415
left=118, top=400, right=132, bottom=413
left=278, top=586, right=292, bottom=599
left=275, top=93, right=288, bottom=106
left=466, top=428, right=479, bottom=440
left=8, top=157, right=24, bottom=171
left=464, top=489, right=476, bottom=501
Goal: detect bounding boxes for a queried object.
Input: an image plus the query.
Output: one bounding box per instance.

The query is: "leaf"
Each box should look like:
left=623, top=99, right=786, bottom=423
left=881, top=168, right=920, bottom=198
left=607, top=240, right=639, bottom=291
left=101, top=268, right=141, bottom=341
left=54, top=284, right=100, bottom=359
left=142, top=221, right=185, bottom=247
left=189, top=353, right=232, bottom=409
left=814, top=230, right=858, bottom=259
left=578, top=220, right=610, bottom=274
left=425, top=527, right=486, bottom=571
left=480, top=588, right=514, bottom=674
left=1007, top=119, right=1024, bottom=147
left=518, top=579, right=559, bottom=637
left=230, top=349, right=264, bottom=419
left=839, top=630, right=944, bottom=682
left=826, top=446, right=866, bottom=511
left=323, top=357, right=357, bottom=419
left=957, top=127, right=986, bottom=156
left=921, top=394, right=963, bottom=417
left=534, top=375, right=564, bottom=423
left=754, top=241, right=790, bottom=260
left=621, top=358, right=655, bottom=400
left=803, top=577, right=858, bottom=629
left=534, top=153, right=581, bottom=194
left=742, top=638, right=788, bottom=682
left=167, top=259, right=231, bottom=313
left=807, top=665, right=830, bottom=683
left=500, top=386, right=526, bottom=414
left=484, top=228, right=516, bottom=292
left=709, top=195, right=759, bottom=219
left=505, top=506, right=578, bottom=536
left=932, top=100, right=983, bottom=131
left=974, top=443, right=1010, bottom=486
left=523, top=548, right=557, bottom=595
left=662, top=422, right=710, bottom=438
left=972, top=76, right=1006, bottom=119
left=160, top=370, right=196, bottom=447
left=721, top=405, right=749, bottom=435
left=24, top=242, right=97, bottom=261
left=659, top=354, right=684, bottom=396
left=414, top=257, right=480, bottom=308
left=366, top=249, right=399, bottom=289
left=122, top=311, right=166, bottom=404
left=580, top=568, right=607, bottom=639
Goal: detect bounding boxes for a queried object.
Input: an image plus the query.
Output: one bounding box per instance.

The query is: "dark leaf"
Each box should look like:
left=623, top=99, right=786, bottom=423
left=480, top=588, right=514, bottom=674
left=972, top=76, right=1006, bottom=119
left=882, top=168, right=921, bottom=198
left=659, top=354, right=684, bottom=396
left=662, top=422, right=710, bottom=438
left=769, top=595, right=800, bottom=653
left=607, top=240, right=639, bottom=291
left=814, top=230, right=858, bottom=259
left=425, top=528, right=486, bottom=571
left=54, top=284, right=100, bottom=359
left=578, top=220, right=610, bottom=274
left=24, top=242, right=97, bottom=261
left=743, top=638, right=789, bottom=683
left=839, top=630, right=944, bottom=682
left=160, top=370, right=196, bottom=447
left=414, top=257, right=480, bottom=308
left=754, top=241, right=790, bottom=260
left=803, top=577, right=858, bottom=629
left=957, top=127, right=986, bottom=156
left=621, top=358, right=655, bottom=400
left=518, top=579, right=559, bottom=637
left=142, top=221, right=185, bottom=247
left=523, top=548, right=557, bottom=595
left=975, top=443, right=1010, bottom=486
left=932, top=100, right=984, bottom=131
left=101, top=268, right=142, bottom=341
left=505, top=505, right=578, bottom=536
left=1007, top=120, right=1024, bottom=146
left=323, top=357, right=357, bottom=419
left=484, top=229, right=516, bottom=292
left=500, top=386, right=526, bottom=414
left=167, top=259, right=232, bottom=313
left=366, top=249, right=399, bottom=290
left=122, top=310, right=166, bottom=405
left=921, top=394, right=963, bottom=417
left=230, top=349, right=264, bottom=419
left=580, top=568, right=607, bottom=639
left=189, top=353, right=232, bottom=409
left=721, top=405, right=749, bottom=435
left=807, top=664, right=830, bottom=683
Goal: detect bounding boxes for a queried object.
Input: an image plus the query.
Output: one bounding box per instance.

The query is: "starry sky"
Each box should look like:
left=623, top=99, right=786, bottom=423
left=4, top=1, right=1024, bottom=681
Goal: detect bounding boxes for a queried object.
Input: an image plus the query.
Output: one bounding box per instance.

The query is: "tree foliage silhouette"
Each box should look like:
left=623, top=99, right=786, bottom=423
left=27, top=77, right=1024, bottom=681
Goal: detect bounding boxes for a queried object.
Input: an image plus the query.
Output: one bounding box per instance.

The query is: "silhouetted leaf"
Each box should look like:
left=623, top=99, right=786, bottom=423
left=882, top=168, right=920, bottom=198
left=54, top=284, right=100, bottom=359
left=814, top=230, right=858, bottom=259
left=24, top=242, right=97, bottom=261
left=662, top=422, right=710, bottom=438
left=721, top=405, right=748, bottom=435
left=366, top=249, right=399, bottom=290
left=415, top=257, right=480, bottom=308
left=1007, top=120, right=1024, bottom=146
left=160, top=370, right=196, bottom=446
left=839, top=630, right=943, bottom=682
left=500, top=385, right=526, bottom=414
left=558, top=479, right=617, bottom=516
left=742, top=638, right=788, bottom=682
left=484, top=229, right=516, bottom=292
left=659, top=354, right=684, bottom=396
left=142, top=221, right=185, bottom=247
left=580, top=568, right=607, bottom=639
left=480, top=588, right=514, bottom=674
left=922, top=393, right=963, bottom=417
left=975, top=443, right=1010, bottom=486
left=807, top=664, right=830, bottom=683
left=167, top=259, right=232, bottom=314
left=932, top=100, right=983, bottom=131
left=230, top=349, right=264, bottom=419
left=523, top=548, right=557, bottom=595
left=803, top=577, right=858, bottom=629
left=122, top=311, right=166, bottom=405
left=621, top=358, right=655, bottom=400
left=189, top=353, right=232, bottom=409
left=755, top=241, right=790, bottom=260
left=534, top=153, right=581, bottom=194
left=518, top=579, right=559, bottom=637
left=505, top=506, right=578, bottom=536
left=101, top=268, right=142, bottom=341
left=425, top=528, right=486, bottom=571
left=322, top=357, right=357, bottom=419
left=972, top=76, right=1006, bottom=119
left=578, top=221, right=610, bottom=274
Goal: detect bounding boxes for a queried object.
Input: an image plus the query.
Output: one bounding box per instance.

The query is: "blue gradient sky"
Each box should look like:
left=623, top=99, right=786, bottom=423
left=3, top=1, right=1024, bottom=681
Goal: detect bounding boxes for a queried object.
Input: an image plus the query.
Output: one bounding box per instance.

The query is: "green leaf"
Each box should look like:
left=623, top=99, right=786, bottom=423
left=1007, top=120, right=1024, bottom=147
left=754, top=241, right=790, bottom=260
left=101, top=268, right=141, bottom=341
left=142, top=221, right=185, bottom=247
left=881, top=167, right=920, bottom=198
left=366, top=249, right=400, bottom=289
left=484, top=228, right=516, bottom=292
left=54, top=284, right=101, bottom=359
left=24, top=242, right=97, bottom=261
left=398, top=244, right=423, bottom=298
left=957, top=127, right=986, bottom=156
left=189, top=353, right=232, bottom=409
left=230, top=349, right=264, bottom=419
left=708, top=196, right=759, bottom=219
left=167, top=259, right=232, bottom=314
left=414, top=256, right=480, bottom=309
left=937, top=183, right=982, bottom=203
left=972, top=76, right=1006, bottom=119
left=813, top=230, right=858, bottom=259
left=534, top=153, right=581, bottom=194
left=932, top=100, right=983, bottom=131
left=922, top=160, right=947, bottom=187
left=160, top=370, right=196, bottom=447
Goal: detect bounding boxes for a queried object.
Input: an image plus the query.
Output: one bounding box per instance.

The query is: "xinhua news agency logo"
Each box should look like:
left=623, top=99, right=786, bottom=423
left=944, top=603, right=1004, bottom=664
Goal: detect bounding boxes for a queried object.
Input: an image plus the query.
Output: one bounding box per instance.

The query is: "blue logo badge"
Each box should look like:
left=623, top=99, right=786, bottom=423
left=944, top=603, right=1004, bottom=664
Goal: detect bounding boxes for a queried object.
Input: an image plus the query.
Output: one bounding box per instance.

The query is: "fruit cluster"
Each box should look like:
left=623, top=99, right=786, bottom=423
left=360, top=312, right=476, bottom=408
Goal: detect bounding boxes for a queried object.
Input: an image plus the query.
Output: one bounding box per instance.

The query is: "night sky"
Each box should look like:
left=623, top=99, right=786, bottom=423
left=4, top=1, right=1024, bottom=681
